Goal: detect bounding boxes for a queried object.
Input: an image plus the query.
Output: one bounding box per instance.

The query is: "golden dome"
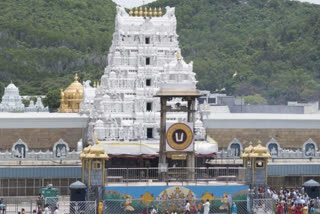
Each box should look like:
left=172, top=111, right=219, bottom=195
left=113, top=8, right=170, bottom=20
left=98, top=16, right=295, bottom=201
left=240, top=141, right=253, bottom=158
left=90, top=145, right=105, bottom=155
left=81, top=144, right=109, bottom=160
left=64, top=74, right=83, bottom=96
left=248, top=140, right=271, bottom=158
left=58, top=73, right=83, bottom=113
left=244, top=142, right=253, bottom=153
left=253, top=140, right=268, bottom=154
left=80, top=142, right=92, bottom=159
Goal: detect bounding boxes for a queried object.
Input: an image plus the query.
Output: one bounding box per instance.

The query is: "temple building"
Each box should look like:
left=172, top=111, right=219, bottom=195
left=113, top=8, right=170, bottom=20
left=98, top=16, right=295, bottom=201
left=0, top=82, right=48, bottom=112
left=58, top=74, right=84, bottom=113
left=80, top=6, right=217, bottom=166
left=0, top=82, right=25, bottom=112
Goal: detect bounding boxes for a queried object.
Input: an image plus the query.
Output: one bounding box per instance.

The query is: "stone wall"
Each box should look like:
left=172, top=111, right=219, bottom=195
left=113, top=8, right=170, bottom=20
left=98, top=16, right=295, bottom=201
left=0, top=128, right=86, bottom=150
left=207, top=128, right=320, bottom=149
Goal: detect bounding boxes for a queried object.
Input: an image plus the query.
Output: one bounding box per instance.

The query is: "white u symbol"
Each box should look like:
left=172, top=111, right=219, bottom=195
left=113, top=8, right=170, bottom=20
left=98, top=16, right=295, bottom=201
left=175, top=132, right=184, bottom=142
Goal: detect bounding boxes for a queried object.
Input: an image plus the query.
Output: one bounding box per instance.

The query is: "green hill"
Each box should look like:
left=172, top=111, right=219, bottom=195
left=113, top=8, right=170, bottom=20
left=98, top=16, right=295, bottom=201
left=0, top=0, right=116, bottom=98
left=1, top=0, right=320, bottom=107
left=149, top=0, right=320, bottom=104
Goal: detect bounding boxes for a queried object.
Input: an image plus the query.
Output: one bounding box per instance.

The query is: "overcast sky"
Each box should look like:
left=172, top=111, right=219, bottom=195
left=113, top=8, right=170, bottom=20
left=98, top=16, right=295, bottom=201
left=297, top=0, right=320, bottom=4
left=111, top=0, right=320, bottom=9
left=112, top=0, right=157, bottom=8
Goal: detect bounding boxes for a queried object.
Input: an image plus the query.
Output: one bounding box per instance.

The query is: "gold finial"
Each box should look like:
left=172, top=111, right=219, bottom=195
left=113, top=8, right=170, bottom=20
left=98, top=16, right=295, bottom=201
left=158, top=8, right=162, bottom=16
left=153, top=8, right=158, bottom=17
left=144, top=7, right=148, bottom=17
left=60, top=88, right=64, bottom=99
left=139, top=7, right=143, bottom=16
left=149, top=8, right=153, bottom=17
left=129, top=8, right=133, bottom=16
left=257, top=140, right=262, bottom=145
left=176, top=51, right=180, bottom=60
left=94, top=134, right=100, bottom=145
left=74, top=73, right=79, bottom=81
left=134, top=7, right=138, bottom=16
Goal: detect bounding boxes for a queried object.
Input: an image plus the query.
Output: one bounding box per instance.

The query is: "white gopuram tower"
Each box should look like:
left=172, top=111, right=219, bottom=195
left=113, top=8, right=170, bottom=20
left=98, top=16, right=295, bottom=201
left=0, top=82, right=25, bottom=112
left=84, top=6, right=216, bottom=158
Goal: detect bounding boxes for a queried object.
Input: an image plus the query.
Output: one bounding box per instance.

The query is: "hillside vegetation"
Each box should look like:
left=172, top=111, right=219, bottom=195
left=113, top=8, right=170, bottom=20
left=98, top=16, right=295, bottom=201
left=0, top=0, right=116, bottom=98
left=1, top=0, right=320, bottom=106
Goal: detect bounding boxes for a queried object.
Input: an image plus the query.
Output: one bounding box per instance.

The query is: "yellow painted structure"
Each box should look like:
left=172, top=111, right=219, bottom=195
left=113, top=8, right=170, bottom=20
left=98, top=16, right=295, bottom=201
left=80, top=140, right=109, bottom=186
left=240, top=140, right=271, bottom=185
left=58, top=73, right=83, bottom=113
left=129, top=7, right=163, bottom=17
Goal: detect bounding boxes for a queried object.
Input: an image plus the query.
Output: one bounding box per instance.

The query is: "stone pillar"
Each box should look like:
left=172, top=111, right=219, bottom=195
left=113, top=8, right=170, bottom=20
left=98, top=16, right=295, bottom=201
left=159, top=97, right=167, bottom=181
left=186, top=97, right=196, bottom=180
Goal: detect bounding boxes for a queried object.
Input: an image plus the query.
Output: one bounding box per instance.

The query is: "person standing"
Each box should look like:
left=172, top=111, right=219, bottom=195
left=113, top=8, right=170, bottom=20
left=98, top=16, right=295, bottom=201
left=150, top=206, right=157, bottom=214
left=44, top=204, right=50, bottom=214
left=277, top=202, right=284, bottom=214
left=203, top=199, right=210, bottom=214
left=53, top=206, right=59, bottom=214
left=295, top=203, right=303, bottom=214
left=185, top=200, right=190, bottom=214
left=231, top=202, right=237, bottom=214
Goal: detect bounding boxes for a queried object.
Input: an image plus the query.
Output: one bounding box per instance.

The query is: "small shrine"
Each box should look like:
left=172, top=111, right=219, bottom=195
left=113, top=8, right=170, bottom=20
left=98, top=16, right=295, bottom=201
left=80, top=141, right=109, bottom=187
left=240, top=140, right=271, bottom=186
left=58, top=74, right=83, bottom=113
left=80, top=139, right=108, bottom=201
left=0, top=82, right=25, bottom=112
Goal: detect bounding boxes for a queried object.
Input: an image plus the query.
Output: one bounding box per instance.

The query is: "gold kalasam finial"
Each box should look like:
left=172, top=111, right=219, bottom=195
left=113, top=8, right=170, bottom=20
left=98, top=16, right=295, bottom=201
left=176, top=51, right=180, bottom=60
left=74, top=73, right=79, bottom=81
left=149, top=8, right=153, bottom=17
left=144, top=7, right=148, bottom=17
left=60, top=88, right=64, bottom=98
left=129, top=8, right=133, bottom=16
left=153, top=8, right=158, bottom=17
left=94, top=134, right=100, bottom=145
left=158, top=8, right=162, bottom=16
left=257, top=140, right=262, bottom=145
left=139, top=7, right=143, bottom=16
left=134, top=7, right=138, bottom=16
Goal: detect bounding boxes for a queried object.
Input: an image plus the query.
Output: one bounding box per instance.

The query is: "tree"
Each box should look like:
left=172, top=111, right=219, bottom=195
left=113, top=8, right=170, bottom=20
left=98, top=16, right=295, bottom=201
left=43, top=89, right=60, bottom=112
left=240, top=94, right=267, bottom=105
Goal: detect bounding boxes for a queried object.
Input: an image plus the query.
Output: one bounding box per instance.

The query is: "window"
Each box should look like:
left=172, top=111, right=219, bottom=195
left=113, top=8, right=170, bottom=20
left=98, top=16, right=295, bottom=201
left=255, top=160, right=264, bottom=168
left=208, top=98, right=216, bottom=104
left=145, top=37, right=150, bottom=44
left=146, top=57, right=150, bottom=65
left=93, top=161, right=102, bottom=170
left=147, top=128, right=153, bottom=138
left=146, top=79, right=151, bottom=86
left=146, top=102, right=152, bottom=111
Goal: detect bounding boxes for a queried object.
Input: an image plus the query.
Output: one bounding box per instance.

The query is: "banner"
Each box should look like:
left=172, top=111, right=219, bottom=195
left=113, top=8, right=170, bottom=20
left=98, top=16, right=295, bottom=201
left=166, top=123, right=194, bottom=152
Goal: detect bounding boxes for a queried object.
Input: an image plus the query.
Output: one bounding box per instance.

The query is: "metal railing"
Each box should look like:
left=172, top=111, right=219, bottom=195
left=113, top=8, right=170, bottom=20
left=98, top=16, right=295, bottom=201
left=0, top=196, right=38, bottom=214
left=106, top=167, right=246, bottom=184
left=104, top=198, right=275, bottom=214
left=46, top=197, right=96, bottom=214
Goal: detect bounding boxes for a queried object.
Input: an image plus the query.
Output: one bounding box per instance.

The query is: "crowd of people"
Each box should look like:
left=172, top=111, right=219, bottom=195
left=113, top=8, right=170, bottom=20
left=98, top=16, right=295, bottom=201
left=0, top=194, right=59, bottom=214
left=268, top=187, right=320, bottom=214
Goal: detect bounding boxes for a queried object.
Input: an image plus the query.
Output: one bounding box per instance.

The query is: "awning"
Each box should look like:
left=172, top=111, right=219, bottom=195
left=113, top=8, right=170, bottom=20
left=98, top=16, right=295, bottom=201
left=97, top=138, right=218, bottom=158
left=303, top=179, right=320, bottom=187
